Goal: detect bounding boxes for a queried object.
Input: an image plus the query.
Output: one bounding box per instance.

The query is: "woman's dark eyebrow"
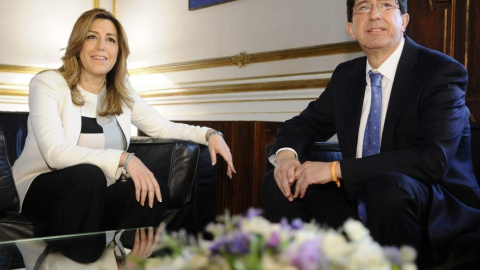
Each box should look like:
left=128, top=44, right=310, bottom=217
left=86, top=30, right=117, bottom=38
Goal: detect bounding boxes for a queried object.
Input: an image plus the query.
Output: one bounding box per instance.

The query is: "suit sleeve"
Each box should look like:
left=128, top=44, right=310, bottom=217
left=341, top=60, right=469, bottom=197
left=269, top=76, right=338, bottom=158
left=28, top=73, right=123, bottom=180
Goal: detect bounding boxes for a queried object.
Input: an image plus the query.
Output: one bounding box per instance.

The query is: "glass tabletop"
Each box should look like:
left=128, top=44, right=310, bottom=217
left=0, top=227, right=160, bottom=270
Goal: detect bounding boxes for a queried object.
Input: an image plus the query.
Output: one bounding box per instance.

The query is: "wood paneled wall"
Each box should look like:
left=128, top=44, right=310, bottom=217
left=406, top=0, right=480, bottom=121
left=168, top=0, right=480, bottom=215
left=180, top=121, right=281, bottom=215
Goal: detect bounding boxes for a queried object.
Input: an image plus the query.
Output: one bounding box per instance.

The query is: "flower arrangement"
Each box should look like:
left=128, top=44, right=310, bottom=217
left=137, top=208, right=417, bottom=270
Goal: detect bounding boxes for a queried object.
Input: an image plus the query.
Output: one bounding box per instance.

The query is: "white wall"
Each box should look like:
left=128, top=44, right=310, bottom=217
left=119, top=0, right=351, bottom=66
left=0, top=0, right=362, bottom=121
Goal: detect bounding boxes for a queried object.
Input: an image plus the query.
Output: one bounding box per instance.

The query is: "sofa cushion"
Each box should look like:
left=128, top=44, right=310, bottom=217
left=0, top=132, right=20, bottom=213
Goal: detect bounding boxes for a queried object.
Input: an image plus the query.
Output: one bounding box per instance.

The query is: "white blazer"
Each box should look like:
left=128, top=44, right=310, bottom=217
left=12, top=71, right=210, bottom=207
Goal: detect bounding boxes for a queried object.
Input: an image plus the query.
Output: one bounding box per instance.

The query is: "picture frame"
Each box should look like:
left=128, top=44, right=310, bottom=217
left=189, top=0, right=237, bottom=11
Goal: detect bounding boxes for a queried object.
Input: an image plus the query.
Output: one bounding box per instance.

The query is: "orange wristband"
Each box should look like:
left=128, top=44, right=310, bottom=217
left=330, top=161, right=340, bottom=188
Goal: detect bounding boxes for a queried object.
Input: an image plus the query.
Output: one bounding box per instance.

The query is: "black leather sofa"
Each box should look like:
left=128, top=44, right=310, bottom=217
left=0, top=111, right=217, bottom=269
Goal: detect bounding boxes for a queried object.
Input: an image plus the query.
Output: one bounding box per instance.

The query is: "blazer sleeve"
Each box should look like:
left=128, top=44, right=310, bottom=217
left=129, top=88, right=210, bottom=145
left=340, top=60, right=470, bottom=197
left=28, top=72, right=123, bottom=180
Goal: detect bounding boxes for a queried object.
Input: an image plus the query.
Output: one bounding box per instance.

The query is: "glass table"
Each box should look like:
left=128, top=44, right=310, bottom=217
left=0, top=227, right=160, bottom=270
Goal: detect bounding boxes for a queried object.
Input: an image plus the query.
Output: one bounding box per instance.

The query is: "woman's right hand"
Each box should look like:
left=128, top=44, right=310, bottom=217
left=122, top=153, right=162, bottom=208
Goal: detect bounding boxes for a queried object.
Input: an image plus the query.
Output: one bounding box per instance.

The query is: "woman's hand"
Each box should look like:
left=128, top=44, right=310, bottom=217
left=207, top=130, right=236, bottom=179
left=121, top=153, right=162, bottom=208
left=123, top=227, right=161, bottom=270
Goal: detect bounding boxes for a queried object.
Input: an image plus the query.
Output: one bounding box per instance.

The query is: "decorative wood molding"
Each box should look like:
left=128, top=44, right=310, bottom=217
left=139, top=79, right=329, bottom=98
left=147, top=97, right=315, bottom=106
left=129, top=41, right=361, bottom=75
left=161, top=111, right=301, bottom=116
left=0, top=65, right=48, bottom=74
left=430, top=0, right=453, bottom=10
left=231, top=51, right=252, bottom=67
left=0, top=78, right=329, bottom=100
left=469, top=0, right=480, bottom=95
left=0, top=89, right=28, bottom=97
left=142, top=70, right=333, bottom=87
left=0, top=41, right=359, bottom=75
left=113, top=0, right=117, bottom=17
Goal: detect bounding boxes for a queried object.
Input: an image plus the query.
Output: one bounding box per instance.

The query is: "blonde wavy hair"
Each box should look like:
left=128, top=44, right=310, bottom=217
left=58, top=8, right=133, bottom=116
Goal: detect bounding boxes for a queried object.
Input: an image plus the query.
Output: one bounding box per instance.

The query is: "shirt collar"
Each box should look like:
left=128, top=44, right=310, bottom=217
left=366, top=37, right=405, bottom=84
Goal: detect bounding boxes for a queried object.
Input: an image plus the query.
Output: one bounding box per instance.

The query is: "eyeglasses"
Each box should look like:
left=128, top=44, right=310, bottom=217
left=353, top=0, right=399, bottom=15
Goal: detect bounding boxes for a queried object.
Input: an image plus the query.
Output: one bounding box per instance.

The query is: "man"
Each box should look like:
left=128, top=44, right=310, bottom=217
left=263, top=0, right=480, bottom=264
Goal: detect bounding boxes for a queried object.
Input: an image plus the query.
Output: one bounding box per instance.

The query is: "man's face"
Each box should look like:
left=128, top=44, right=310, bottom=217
left=346, top=0, right=409, bottom=56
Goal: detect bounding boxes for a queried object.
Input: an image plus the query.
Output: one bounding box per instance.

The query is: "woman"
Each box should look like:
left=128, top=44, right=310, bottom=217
left=12, top=8, right=235, bottom=237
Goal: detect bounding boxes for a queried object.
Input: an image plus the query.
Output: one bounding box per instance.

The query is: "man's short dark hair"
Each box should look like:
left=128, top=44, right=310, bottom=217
left=346, top=0, right=408, bottom=22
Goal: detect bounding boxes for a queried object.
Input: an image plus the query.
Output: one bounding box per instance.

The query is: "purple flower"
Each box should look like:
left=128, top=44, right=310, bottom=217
left=383, top=246, right=403, bottom=265
left=280, top=218, right=289, bottom=229
left=224, top=232, right=251, bottom=255
left=289, top=240, right=325, bottom=270
left=266, top=231, right=281, bottom=249
left=291, top=218, right=304, bottom=230
left=210, top=232, right=251, bottom=255
left=209, top=236, right=225, bottom=254
left=210, top=241, right=223, bottom=254
left=246, top=208, right=263, bottom=219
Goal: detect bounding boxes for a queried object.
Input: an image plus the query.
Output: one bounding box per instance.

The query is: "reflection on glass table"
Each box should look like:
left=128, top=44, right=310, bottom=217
left=0, top=226, right=160, bottom=270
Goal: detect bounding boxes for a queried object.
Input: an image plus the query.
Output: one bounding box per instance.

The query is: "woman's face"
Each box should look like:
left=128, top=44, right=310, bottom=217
left=79, top=19, right=119, bottom=80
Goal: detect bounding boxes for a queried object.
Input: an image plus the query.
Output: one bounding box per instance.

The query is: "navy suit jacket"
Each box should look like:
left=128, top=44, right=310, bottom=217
left=271, top=36, right=480, bottom=249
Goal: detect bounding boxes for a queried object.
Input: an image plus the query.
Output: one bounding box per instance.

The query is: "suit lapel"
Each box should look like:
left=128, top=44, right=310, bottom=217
left=381, top=36, right=418, bottom=151
left=342, top=58, right=367, bottom=159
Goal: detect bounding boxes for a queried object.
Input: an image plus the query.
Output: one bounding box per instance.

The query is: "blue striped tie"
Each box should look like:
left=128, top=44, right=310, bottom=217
left=358, top=71, right=383, bottom=224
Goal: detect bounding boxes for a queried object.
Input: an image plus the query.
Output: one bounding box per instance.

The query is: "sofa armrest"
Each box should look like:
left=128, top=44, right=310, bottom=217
left=0, top=132, right=19, bottom=213
left=306, top=142, right=343, bottom=162
left=127, top=136, right=216, bottom=232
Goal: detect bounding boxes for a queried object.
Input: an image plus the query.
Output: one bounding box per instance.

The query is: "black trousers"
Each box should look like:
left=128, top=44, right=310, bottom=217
left=263, top=169, right=433, bottom=265
left=21, top=164, right=169, bottom=262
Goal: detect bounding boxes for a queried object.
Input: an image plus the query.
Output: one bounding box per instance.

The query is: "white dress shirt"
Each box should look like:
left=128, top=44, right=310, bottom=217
left=356, top=38, right=405, bottom=158
left=270, top=38, right=405, bottom=165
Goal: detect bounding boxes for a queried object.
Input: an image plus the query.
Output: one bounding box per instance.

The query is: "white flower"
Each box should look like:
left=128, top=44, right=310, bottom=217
left=322, top=230, right=350, bottom=261
left=241, top=216, right=275, bottom=238
left=346, top=239, right=391, bottom=270
left=205, top=223, right=225, bottom=237
left=399, top=246, right=417, bottom=262
left=262, top=253, right=297, bottom=270
left=343, top=219, right=370, bottom=242
left=292, top=229, right=319, bottom=245
left=402, top=262, right=418, bottom=270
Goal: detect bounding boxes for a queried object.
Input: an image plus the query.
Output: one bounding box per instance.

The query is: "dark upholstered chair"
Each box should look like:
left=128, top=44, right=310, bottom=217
left=0, top=111, right=217, bottom=269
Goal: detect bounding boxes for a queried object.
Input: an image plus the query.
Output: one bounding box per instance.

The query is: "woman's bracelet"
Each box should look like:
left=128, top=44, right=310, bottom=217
left=207, top=130, right=223, bottom=142
left=123, top=153, right=134, bottom=170
left=120, top=153, right=134, bottom=181
left=330, top=161, right=341, bottom=188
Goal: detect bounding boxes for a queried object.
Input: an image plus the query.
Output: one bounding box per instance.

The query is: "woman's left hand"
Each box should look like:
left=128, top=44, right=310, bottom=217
left=123, top=227, right=161, bottom=270
left=207, top=131, right=236, bottom=179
